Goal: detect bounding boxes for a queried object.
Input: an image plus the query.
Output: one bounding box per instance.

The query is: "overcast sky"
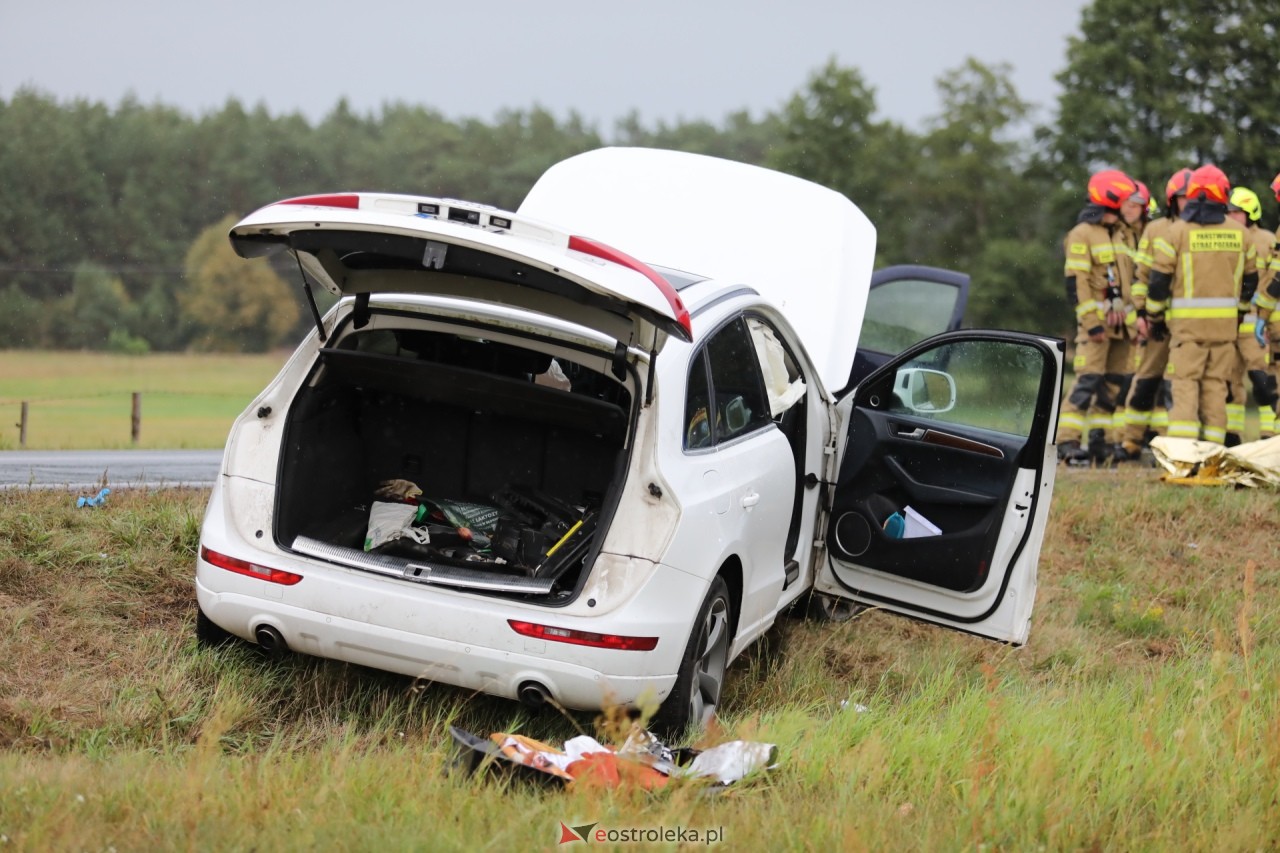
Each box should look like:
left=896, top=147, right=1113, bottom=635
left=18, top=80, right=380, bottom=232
left=1, top=0, right=1090, bottom=132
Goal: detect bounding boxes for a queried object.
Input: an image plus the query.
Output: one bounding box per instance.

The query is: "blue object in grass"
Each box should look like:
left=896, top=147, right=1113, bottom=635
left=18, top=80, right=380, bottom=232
left=883, top=511, right=905, bottom=539
left=76, top=487, right=110, bottom=508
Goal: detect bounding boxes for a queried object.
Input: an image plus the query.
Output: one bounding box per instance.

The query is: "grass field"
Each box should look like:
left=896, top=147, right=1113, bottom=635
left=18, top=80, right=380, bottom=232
left=0, top=351, right=289, bottom=450
left=0, top=472, right=1277, bottom=849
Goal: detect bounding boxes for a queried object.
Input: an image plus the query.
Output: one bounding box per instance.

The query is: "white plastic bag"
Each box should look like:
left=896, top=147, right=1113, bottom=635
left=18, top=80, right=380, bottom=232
left=681, top=740, right=778, bottom=784
left=364, top=501, right=430, bottom=551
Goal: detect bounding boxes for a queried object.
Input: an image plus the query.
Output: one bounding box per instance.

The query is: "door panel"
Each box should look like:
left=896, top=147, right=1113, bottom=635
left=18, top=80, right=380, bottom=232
left=817, top=330, right=1063, bottom=645
left=830, top=406, right=1027, bottom=591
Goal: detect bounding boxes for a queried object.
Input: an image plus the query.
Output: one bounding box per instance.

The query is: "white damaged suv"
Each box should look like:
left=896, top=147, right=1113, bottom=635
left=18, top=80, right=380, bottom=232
left=196, top=148, right=1063, bottom=732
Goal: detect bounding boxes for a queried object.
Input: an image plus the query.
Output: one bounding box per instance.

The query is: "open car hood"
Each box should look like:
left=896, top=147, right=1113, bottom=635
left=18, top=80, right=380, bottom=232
left=519, top=148, right=877, bottom=393
left=228, top=193, right=692, bottom=353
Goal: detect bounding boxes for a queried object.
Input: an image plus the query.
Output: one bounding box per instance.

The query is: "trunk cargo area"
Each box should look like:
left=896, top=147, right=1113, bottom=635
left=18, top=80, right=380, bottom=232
left=276, top=327, right=632, bottom=599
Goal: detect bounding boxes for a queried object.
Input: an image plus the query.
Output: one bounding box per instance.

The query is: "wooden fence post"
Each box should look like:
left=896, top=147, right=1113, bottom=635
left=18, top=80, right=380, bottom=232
left=131, top=392, right=141, bottom=446
left=18, top=401, right=27, bottom=448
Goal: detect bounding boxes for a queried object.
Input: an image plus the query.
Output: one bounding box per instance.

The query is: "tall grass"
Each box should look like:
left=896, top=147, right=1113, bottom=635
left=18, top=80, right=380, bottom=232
left=0, top=473, right=1277, bottom=849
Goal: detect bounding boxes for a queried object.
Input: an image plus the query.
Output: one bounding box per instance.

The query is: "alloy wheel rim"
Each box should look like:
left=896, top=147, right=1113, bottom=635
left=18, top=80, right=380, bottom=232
left=688, top=596, right=729, bottom=727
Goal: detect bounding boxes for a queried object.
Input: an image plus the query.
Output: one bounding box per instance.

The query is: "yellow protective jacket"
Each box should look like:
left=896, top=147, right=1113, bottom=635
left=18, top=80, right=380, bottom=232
left=1132, top=216, right=1176, bottom=311
left=1249, top=225, right=1277, bottom=292
left=1149, top=218, right=1257, bottom=343
left=1115, top=219, right=1141, bottom=311
left=1240, top=225, right=1276, bottom=333
left=1255, top=226, right=1280, bottom=322
left=1063, top=220, right=1129, bottom=339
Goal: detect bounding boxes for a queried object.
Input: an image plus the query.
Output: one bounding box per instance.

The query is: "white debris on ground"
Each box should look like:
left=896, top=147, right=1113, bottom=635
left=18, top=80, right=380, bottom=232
left=451, top=724, right=777, bottom=788
left=1150, top=435, right=1280, bottom=488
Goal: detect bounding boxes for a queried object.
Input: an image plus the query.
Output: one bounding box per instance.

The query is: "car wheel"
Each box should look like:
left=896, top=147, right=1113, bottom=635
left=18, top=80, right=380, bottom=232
left=653, top=575, right=732, bottom=738
left=196, top=605, right=233, bottom=648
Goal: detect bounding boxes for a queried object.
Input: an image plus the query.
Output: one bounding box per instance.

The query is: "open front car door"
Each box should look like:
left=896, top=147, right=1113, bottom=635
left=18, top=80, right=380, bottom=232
left=815, top=331, right=1064, bottom=644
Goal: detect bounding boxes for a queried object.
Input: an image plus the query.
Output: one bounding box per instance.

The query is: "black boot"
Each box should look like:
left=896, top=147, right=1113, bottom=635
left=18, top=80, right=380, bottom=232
left=1057, top=439, right=1089, bottom=465
left=1087, top=429, right=1109, bottom=467
left=1225, top=432, right=1242, bottom=448
left=1248, top=370, right=1278, bottom=408
left=1113, top=440, right=1143, bottom=463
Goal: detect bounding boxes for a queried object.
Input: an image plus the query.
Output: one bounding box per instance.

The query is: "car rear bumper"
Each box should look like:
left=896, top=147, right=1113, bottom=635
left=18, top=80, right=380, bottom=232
left=195, top=551, right=700, bottom=711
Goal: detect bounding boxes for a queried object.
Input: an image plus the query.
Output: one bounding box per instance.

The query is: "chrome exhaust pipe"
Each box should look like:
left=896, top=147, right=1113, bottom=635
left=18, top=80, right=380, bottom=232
left=254, top=625, right=289, bottom=659
left=518, top=681, right=551, bottom=708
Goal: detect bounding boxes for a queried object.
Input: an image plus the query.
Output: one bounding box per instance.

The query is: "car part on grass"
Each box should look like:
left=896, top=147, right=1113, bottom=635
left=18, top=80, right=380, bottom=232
left=448, top=723, right=777, bottom=789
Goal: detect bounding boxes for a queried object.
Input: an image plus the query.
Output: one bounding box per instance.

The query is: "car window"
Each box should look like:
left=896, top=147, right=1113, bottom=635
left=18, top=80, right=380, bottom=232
left=887, top=339, right=1043, bottom=437
left=860, top=277, right=961, bottom=356
left=684, top=350, right=713, bottom=449
left=704, top=317, right=771, bottom=442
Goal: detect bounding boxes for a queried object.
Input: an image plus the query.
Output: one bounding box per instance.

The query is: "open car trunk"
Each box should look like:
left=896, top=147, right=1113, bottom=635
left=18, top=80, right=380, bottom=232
left=276, top=323, right=633, bottom=602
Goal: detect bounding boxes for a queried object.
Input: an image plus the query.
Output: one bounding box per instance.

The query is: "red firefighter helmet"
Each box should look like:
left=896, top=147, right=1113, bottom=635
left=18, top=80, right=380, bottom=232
left=1271, top=172, right=1280, bottom=203
left=1185, top=164, right=1230, bottom=204
left=1165, top=168, right=1193, bottom=204
left=1087, top=169, right=1138, bottom=210
left=1131, top=181, right=1150, bottom=206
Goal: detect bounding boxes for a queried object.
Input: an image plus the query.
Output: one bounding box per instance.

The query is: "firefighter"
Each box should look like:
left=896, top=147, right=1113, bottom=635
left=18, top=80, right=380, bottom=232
left=1253, top=172, right=1280, bottom=431
left=1224, top=187, right=1277, bottom=443
left=1116, top=168, right=1192, bottom=461
left=1055, top=169, right=1139, bottom=464
left=1147, top=164, right=1259, bottom=444
left=1108, top=181, right=1149, bottom=448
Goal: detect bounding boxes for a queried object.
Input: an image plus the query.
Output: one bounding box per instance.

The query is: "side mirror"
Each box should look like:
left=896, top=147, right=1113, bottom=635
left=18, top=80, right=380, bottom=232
left=894, top=367, right=956, bottom=414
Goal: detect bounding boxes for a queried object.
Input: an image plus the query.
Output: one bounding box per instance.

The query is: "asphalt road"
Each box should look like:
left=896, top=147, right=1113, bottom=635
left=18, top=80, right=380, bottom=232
left=0, top=449, right=222, bottom=488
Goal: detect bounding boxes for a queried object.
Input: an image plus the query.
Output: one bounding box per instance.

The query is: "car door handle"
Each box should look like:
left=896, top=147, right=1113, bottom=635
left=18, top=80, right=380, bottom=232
left=741, top=491, right=760, bottom=509
left=894, top=426, right=926, bottom=440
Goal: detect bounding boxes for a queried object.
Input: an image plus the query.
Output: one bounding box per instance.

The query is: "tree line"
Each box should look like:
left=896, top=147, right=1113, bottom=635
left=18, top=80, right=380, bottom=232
left=2, top=0, right=1276, bottom=352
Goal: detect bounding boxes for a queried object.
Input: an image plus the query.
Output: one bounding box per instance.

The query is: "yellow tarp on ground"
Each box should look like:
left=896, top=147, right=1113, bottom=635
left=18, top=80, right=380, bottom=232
left=1150, top=435, right=1280, bottom=488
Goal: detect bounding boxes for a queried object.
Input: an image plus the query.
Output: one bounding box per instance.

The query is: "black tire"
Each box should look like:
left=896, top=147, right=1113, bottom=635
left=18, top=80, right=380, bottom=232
left=652, top=575, right=733, bottom=739
left=195, top=605, right=234, bottom=648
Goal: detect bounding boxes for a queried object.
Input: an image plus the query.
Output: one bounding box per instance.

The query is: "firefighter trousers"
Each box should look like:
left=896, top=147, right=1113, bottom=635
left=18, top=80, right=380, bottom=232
left=1229, top=332, right=1273, bottom=438
left=1167, top=339, right=1234, bottom=444
left=1056, top=335, right=1131, bottom=444
left=1268, top=336, right=1280, bottom=437
left=1121, top=335, right=1171, bottom=445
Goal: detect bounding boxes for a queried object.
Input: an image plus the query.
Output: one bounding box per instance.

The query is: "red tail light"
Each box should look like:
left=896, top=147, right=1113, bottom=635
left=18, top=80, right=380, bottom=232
left=568, top=235, right=693, bottom=342
left=275, top=194, right=361, bottom=210
left=508, top=619, right=658, bottom=651
left=200, top=546, right=303, bottom=586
